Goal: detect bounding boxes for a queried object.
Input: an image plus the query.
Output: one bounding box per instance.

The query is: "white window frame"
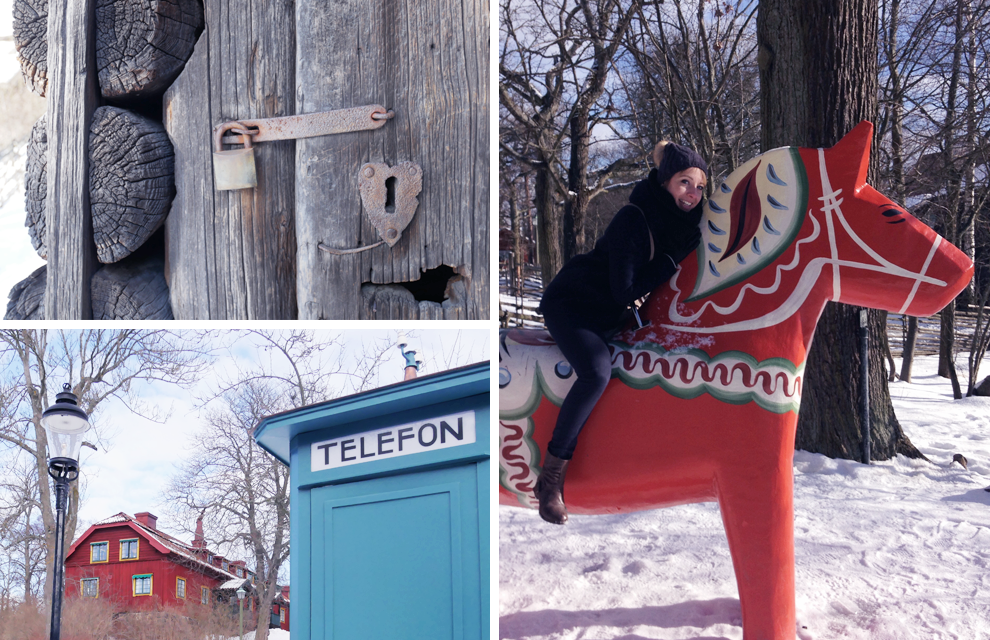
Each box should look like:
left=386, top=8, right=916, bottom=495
left=133, top=574, right=152, bottom=596
left=120, top=538, right=139, bottom=560
left=81, top=577, right=99, bottom=597
left=90, top=542, right=108, bottom=563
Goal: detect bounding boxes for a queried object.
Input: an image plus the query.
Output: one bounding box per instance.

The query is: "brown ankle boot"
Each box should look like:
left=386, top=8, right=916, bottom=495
left=534, top=452, right=570, bottom=524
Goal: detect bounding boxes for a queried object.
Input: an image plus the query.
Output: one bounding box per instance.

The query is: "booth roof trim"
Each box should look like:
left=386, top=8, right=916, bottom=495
left=252, top=360, right=490, bottom=465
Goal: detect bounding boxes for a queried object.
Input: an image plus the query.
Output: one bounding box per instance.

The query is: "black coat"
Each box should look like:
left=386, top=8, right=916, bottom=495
left=540, top=169, right=703, bottom=333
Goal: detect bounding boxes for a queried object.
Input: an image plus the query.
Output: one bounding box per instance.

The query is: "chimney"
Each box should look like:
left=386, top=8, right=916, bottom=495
left=193, top=513, right=206, bottom=549
left=134, top=512, right=157, bottom=530
left=397, top=332, right=420, bottom=380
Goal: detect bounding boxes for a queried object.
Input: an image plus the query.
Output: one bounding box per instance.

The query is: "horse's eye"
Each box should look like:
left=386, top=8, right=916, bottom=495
left=499, top=367, right=511, bottom=388
left=554, top=361, right=573, bottom=379
left=881, top=208, right=907, bottom=224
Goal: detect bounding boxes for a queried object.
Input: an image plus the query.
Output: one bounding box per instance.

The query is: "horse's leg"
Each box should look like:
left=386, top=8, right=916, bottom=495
left=715, top=456, right=796, bottom=640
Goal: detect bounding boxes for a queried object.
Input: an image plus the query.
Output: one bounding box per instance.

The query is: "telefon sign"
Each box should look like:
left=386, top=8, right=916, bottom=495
left=310, top=411, right=476, bottom=471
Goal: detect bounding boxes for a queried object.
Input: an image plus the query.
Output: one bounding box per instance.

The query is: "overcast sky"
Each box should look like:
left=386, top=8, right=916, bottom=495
left=26, top=329, right=490, bottom=552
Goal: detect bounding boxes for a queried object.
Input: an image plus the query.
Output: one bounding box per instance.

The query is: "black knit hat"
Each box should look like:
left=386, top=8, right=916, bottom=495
left=655, top=142, right=708, bottom=186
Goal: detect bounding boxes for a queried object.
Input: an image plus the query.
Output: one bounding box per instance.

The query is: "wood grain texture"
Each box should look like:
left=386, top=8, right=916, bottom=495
left=163, top=0, right=296, bottom=319
left=25, top=113, right=47, bottom=259
left=295, top=0, right=489, bottom=319
left=44, top=0, right=99, bottom=319
left=4, top=265, right=46, bottom=320
left=12, top=0, right=48, bottom=96
left=360, top=275, right=467, bottom=319
left=91, top=252, right=173, bottom=319
left=95, top=0, right=202, bottom=100
left=90, top=106, right=175, bottom=263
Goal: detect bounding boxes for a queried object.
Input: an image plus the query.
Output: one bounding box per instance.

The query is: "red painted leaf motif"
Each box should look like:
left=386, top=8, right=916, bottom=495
left=722, top=160, right=762, bottom=262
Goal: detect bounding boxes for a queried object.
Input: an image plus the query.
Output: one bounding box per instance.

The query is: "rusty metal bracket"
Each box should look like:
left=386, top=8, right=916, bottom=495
left=359, top=162, right=422, bottom=246
left=317, top=162, right=423, bottom=256
left=218, top=104, right=392, bottom=145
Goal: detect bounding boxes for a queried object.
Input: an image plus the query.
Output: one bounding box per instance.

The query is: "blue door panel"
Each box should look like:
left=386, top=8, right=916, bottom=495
left=311, top=464, right=479, bottom=640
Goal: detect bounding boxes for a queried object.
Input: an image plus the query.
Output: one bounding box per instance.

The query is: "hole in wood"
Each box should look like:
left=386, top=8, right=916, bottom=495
left=398, top=265, right=456, bottom=303
left=385, top=176, right=397, bottom=214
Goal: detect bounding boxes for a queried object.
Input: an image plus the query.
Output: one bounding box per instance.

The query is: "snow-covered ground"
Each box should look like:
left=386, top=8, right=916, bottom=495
left=499, top=355, right=990, bottom=639
left=226, top=630, right=289, bottom=640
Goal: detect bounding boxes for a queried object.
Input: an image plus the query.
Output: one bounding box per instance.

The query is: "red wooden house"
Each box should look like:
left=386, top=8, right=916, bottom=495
left=272, top=585, right=290, bottom=631
left=64, top=511, right=260, bottom=626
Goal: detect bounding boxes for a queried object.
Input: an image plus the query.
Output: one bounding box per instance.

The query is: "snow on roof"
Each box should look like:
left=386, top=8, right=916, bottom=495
left=77, top=512, right=241, bottom=582
left=218, top=578, right=252, bottom=591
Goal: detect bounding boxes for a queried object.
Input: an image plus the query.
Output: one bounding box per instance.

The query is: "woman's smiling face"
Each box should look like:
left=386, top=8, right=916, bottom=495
left=664, top=168, right=707, bottom=212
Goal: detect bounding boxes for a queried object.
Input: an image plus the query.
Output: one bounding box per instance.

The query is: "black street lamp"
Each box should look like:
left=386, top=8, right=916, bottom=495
left=41, top=384, right=91, bottom=640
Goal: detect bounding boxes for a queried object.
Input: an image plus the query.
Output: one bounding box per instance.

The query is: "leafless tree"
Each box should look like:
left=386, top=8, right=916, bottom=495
left=163, top=330, right=416, bottom=640
left=623, top=0, right=760, bottom=186
left=0, top=330, right=208, bottom=618
left=874, top=0, right=990, bottom=388
left=0, top=461, right=44, bottom=601
left=165, top=380, right=290, bottom=640
left=500, top=0, right=644, bottom=283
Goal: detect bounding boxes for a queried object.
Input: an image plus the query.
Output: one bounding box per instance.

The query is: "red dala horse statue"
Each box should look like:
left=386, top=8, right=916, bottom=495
left=498, top=122, right=973, bottom=640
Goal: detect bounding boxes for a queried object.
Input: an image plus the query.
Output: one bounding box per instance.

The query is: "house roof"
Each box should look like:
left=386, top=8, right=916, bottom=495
left=218, top=578, right=253, bottom=591
left=68, top=512, right=240, bottom=583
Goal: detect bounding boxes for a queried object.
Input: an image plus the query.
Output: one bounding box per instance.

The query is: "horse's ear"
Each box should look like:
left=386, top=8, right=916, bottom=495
left=827, top=121, right=874, bottom=187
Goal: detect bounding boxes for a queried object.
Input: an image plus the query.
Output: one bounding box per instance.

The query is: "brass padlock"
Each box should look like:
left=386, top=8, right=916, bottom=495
left=212, top=122, right=257, bottom=191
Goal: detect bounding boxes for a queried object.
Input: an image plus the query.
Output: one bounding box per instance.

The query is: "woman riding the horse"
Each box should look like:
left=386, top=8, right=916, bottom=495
left=535, top=141, right=708, bottom=524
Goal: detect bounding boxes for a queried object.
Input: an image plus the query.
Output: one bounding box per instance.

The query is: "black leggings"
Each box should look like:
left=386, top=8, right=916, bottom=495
left=543, top=312, right=613, bottom=460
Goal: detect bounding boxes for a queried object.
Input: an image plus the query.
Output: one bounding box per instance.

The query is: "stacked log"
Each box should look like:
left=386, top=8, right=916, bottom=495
left=90, top=106, right=175, bottom=264
left=10, top=0, right=201, bottom=319
left=24, top=114, right=47, bottom=258
left=91, top=251, right=173, bottom=320
left=95, top=0, right=203, bottom=100
left=5, top=265, right=46, bottom=320
left=12, top=0, right=48, bottom=96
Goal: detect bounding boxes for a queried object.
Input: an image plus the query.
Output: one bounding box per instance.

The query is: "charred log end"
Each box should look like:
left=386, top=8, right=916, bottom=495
left=95, top=0, right=204, bottom=100
left=25, top=112, right=47, bottom=259
left=12, top=0, right=49, bottom=97
left=91, top=252, right=173, bottom=320
left=90, top=106, right=176, bottom=264
left=5, top=264, right=46, bottom=320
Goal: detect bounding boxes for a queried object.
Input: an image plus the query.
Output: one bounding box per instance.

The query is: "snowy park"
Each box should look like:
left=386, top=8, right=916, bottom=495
left=500, top=355, right=990, bottom=639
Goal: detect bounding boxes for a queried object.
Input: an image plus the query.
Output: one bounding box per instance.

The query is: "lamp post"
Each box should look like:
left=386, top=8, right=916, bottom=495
left=41, top=384, right=91, bottom=640
left=236, top=586, right=246, bottom=640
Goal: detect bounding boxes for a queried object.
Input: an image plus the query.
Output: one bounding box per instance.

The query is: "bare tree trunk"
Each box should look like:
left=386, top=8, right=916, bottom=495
left=900, top=316, right=918, bottom=383
left=563, top=111, right=589, bottom=260
left=938, top=0, right=965, bottom=381
left=535, top=162, right=563, bottom=287
left=759, top=0, right=923, bottom=461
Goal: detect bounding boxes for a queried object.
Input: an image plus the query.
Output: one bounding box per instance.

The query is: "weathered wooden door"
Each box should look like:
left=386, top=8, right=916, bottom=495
left=164, top=0, right=488, bottom=320
left=294, top=0, right=488, bottom=320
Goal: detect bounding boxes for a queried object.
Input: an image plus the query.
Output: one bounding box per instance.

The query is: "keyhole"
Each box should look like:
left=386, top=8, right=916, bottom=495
left=385, top=177, right=397, bottom=214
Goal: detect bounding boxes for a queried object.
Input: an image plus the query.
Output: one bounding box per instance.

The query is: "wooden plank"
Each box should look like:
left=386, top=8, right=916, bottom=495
left=44, top=0, right=99, bottom=319
left=295, top=0, right=489, bottom=319
left=163, top=36, right=215, bottom=318
left=163, top=0, right=296, bottom=319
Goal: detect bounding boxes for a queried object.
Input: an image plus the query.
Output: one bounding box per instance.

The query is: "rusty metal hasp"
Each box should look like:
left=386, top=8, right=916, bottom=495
left=218, top=104, right=392, bottom=145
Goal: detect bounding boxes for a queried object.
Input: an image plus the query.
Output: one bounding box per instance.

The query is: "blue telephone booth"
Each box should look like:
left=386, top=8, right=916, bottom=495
left=254, top=361, right=490, bottom=640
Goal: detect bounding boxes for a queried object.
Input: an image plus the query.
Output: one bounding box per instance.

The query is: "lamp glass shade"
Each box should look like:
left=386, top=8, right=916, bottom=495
left=45, top=430, right=86, bottom=461
left=41, top=386, right=91, bottom=461
left=42, top=411, right=90, bottom=435
left=236, top=587, right=246, bottom=600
